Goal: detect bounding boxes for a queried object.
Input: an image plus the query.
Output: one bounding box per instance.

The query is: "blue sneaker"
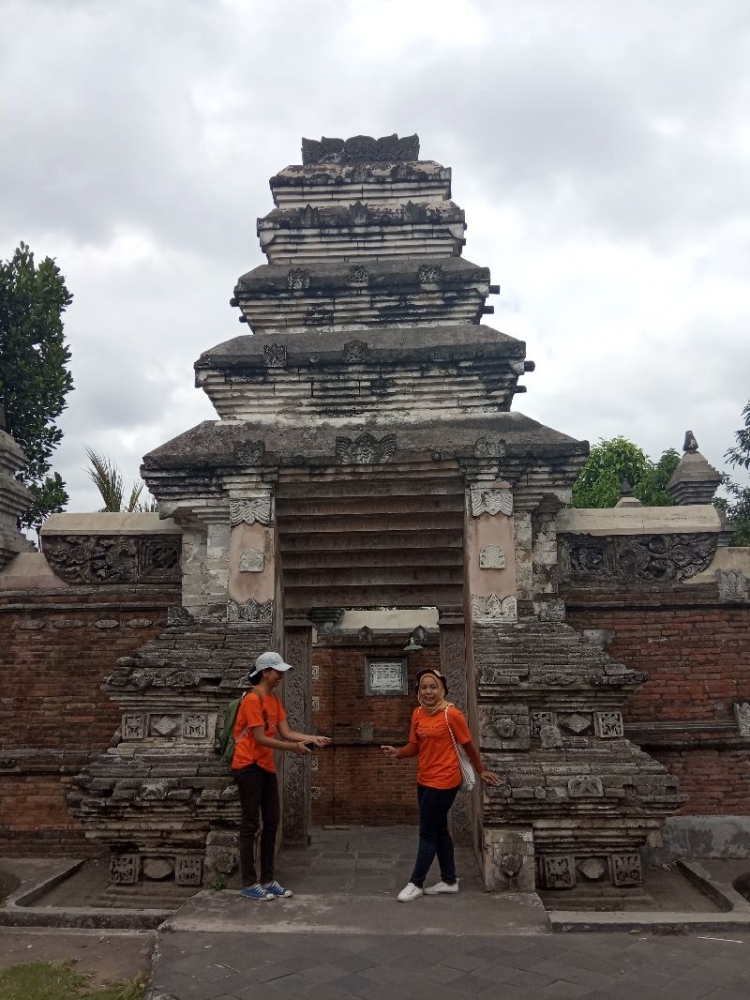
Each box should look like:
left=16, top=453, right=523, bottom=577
left=241, top=883, right=273, bottom=901
left=263, top=879, right=293, bottom=898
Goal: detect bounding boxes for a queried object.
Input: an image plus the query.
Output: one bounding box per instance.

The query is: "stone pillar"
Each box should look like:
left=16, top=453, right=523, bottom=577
left=0, top=419, right=32, bottom=570
left=438, top=608, right=472, bottom=845
left=531, top=500, right=566, bottom=623
left=283, top=618, right=313, bottom=845
left=227, top=490, right=276, bottom=625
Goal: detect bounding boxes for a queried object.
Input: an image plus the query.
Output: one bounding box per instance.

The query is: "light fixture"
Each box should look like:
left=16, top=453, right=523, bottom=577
left=403, top=635, right=423, bottom=652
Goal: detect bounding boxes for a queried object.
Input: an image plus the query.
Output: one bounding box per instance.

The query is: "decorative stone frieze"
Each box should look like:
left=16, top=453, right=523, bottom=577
left=175, top=856, right=203, bottom=886
left=229, top=497, right=273, bottom=526
left=110, top=855, right=139, bottom=884
left=348, top=266, right=368, bottom=285
left=343, top=340, right=368, bottom=362
left=42, top=534, right=181, bottom=585
left=559, top=532, right=718, bottom=585
left=543, top=855, right=576, bottom=889
left=538, top=599, right=565, bottom=623
left=472, top=594, right=517, bottom=623
left=227, top=598, right=273, bottom=623
left=470, top=487, right=513, bottom=517
left=610, top=853, right=643, bottom=886
left=567, top=776, right=604, bottom=797
left=335, top=433, right=396, bottom=465
left=122, top=715, right=145, bottom=739
left=263, top=343, right=287, bottom=368
left=287, top=268, right=309, bottom=290
left=301, top=133, right=420, bottom=165
left=594, top=711, right=625, bottom=738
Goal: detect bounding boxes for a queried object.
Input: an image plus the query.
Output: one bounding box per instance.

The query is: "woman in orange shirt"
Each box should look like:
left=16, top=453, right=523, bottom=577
left=381, top=668, right=500, bottom=902
left=232, top=651, right=330, bottom=901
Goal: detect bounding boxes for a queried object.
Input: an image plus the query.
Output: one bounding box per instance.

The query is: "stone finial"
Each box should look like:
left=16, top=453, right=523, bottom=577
left=301, top=134, right=420, bottom=165
left=667, top=432, right=722, bottom=505
left=683, top=430, right=699, bottom=454
left=615, top=478, right=643, bottom=508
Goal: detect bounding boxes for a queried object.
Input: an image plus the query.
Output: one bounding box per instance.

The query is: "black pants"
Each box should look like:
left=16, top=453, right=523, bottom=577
left=409, top=782, right=460, bottom=888
left=234, top=764, right=280, bottom=886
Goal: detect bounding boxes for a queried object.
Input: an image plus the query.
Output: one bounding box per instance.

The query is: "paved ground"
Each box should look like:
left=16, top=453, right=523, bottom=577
left=149, top=928, right=750, bottom=1000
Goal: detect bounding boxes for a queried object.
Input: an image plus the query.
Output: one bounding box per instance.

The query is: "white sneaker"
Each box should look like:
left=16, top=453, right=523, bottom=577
left=397, top=882, right=424, bottom=902
left=424, top=880, right=459, bottom=895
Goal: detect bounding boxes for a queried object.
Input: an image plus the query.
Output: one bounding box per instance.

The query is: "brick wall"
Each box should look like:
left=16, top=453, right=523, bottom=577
left=0, top=586, right=178, bottom=853
left=564, top=589, right=750, bottom=816
left=310, top=641, right=441, bottom=825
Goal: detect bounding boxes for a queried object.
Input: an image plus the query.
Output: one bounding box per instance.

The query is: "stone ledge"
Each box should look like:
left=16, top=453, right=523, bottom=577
left=42, top=513, right=181, bottom=536
left=556, top=505, right=721, bottom=536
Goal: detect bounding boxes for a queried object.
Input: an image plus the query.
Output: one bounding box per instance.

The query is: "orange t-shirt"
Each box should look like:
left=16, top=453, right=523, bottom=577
left=408, top=705, right=472, bottom=789
left=231, top=691, right=287, bottom=773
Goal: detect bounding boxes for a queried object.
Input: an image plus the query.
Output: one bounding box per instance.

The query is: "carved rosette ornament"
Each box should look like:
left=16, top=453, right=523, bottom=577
left=335, top=433, right=397, bottom=465
left=418, top=264, right=442, bottom=283
left=479, top=545, right=505, bottom=569
left=343, top=340, right=369, bottom=363
left=229, top=497, right=273, bottom=526
left=348, top=266, right=369, bottom=285
left=470, top=487, right=513, bottom=517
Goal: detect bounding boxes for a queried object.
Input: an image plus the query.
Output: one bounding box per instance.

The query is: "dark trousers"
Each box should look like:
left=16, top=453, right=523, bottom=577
left=234, top=764, right=280, bottom=886
left=409, top=782, right=460, bottom=888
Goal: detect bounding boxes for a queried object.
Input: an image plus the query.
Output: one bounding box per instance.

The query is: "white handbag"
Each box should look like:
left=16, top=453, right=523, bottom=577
left=445, top=708, right=476, bottom=792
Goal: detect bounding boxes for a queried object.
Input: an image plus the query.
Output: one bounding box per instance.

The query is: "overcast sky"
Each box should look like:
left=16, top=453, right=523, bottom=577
left=2, top=0, right=749, bottom=512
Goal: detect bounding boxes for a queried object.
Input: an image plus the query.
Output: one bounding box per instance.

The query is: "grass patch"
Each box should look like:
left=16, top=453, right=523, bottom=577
left=0, top=961, right=146, bottom=1000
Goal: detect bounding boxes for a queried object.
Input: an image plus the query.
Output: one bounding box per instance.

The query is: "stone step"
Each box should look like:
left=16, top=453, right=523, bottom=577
left=278, top=529, right=463, bottom=551
left=281, top=546, right=462, bottom=569
left=284, top=582, right=463, bottom=609
left=276, top=477, right=463, bottom=499
left=283, top=565, right=464, bottom=588
left=278, top=512, right=463, bottom=534
left=276, top=494, right=464, bottom=517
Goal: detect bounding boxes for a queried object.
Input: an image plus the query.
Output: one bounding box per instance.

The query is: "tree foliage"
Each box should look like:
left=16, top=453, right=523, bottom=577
left=85, top=447, right=155, bottom=512
left=0, top=242, right=74, bottom=530
left=571, top=437, right=679, bottom=508
left=721, top=400, right=750, bottom=546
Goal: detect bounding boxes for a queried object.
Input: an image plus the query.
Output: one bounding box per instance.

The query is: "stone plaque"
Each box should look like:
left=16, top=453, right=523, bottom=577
left=110, top=855, right=139, bottom=884
left=183, top=714, right=208, bottom=739
left=175, top=855, right=203, bottom=886
left=122, top=714, right=145, bottom=740
left=365, top=658, right=408, bottom=696
left=610, top=853, right=643, bottom=887
left=239, top=548, right=265, bottom=573
left=543, top=855, right=576, bottom=889
left=594, top=711, right=624, bottom=738
left=734, top=702, right=750, bottom=738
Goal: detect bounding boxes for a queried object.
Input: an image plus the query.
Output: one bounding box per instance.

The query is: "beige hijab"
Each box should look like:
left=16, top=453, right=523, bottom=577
left=416, top=669, right=451, bottom=716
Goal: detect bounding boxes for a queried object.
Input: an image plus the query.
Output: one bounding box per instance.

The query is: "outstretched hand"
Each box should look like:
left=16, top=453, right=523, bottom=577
left=305, top=736, right=331, bottom=748
left=381, top=745, right=399, bottom=760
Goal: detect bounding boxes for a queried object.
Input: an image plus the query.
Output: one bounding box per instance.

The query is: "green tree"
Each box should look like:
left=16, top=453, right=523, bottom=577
left=85, top=447, right=155, bottom=512
left=0, top=242, right=74, bottom=531
left=721, top=401, right=750, bottom=546
left=571, top=436, right=678, bottom=508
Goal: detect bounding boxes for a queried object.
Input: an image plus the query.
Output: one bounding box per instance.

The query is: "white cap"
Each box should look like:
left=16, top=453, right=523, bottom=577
left=250, top=650, right=294, bottom=681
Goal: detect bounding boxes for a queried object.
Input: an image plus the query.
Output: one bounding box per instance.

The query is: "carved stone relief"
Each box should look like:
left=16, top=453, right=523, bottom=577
left=110, top=855, right=139, bottom=884
left=239, top=549, right=265, bottom=573
left=175, top=856, right=203, bottom=886
left=734, top=702, right=750, bottom=738
left=301, top=133, right=420, bottom=165
left=227, top=599, right=274, bottom=623
left=283, top=628, right=312, bottom=845
left=151, top=716, right=181, bottom=737
left=480, top=705, right=530, bottom=750
left=122, top=715, right=145, bottom=740
left=559, top=713, right=591, bottom=735
left=418, top=264, right=442, bottom=283
left=229, top=497, right=272, bottom=526
left=343, top=340, right=368, bottom=363
left=610, top=853, right=643, bottom=886
left=183, top=714, right=208, bottom=739
left=480, top=545, right=505, bottom=570
left=470, top=487, right=513, bottom=517
left=472, top=594, right=517, bottom=623
left=335, top=433, right=396, bottom=465
left=567, top=776, right=604, bottom=798
left=348, top=266, right=369, bottom=285
left=543, top=855, right=576, bottom=889
left=538, top=599, right=566, bottom=623
left=717, top=569, right=748, bottom=603
left=287, top=268, right=309, bottom=290
left=43, top=535, right=181, bottom=585
left=474, top=436, right=505, bottom=459
left=560, top=533, right=718, bottom=585
left=236, top=440, right=265, bottom=465
left=594, top=711, right=625, bottom=738
left=263, top=343, right=287, bottom=368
